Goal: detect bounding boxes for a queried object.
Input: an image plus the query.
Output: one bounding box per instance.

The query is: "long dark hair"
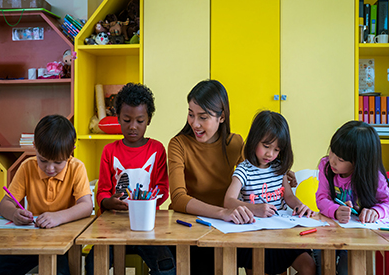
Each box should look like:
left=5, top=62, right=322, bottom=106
left=177, top=79, right=231, bottom=162
left=325, top=120, right=388, bottom=209
left=244, top=110, right=293, bottom=175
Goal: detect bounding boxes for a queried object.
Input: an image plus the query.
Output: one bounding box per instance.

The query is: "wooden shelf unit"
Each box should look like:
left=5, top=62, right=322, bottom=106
left=0, top=9, right=74, bottom=190
left=74, top=0, right=143, bottom=181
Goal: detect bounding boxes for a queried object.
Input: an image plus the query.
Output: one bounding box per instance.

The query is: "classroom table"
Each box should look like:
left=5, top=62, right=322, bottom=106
left=0, top=216, right=95, bottom=275
left=197, top=215, right=389, bottom=275
left=75, top=210, right=214, bottom=275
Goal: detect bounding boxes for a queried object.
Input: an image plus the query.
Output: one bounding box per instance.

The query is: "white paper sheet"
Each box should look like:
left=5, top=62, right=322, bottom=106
left=198, top=209, right=328, bottom=234
left=335, top=215, right=389, bottom=230
left=0, top=216, right=38, bottom=229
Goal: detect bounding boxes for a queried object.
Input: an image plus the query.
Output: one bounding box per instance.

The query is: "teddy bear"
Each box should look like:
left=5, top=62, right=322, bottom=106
left=102, top=18, right=130, bottom=41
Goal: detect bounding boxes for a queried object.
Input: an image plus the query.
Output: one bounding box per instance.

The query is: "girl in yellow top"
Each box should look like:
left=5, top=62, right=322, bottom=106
left=168, top=79, right=254, bottom=274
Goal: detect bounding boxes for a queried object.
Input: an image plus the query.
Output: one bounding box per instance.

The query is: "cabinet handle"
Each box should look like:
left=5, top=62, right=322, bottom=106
left=274, top=95, right=279, bottom=100
left=281, top=95, right=287, bottom=101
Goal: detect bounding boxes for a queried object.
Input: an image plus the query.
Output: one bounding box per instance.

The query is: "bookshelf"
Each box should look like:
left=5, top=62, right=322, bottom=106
left=74, top=0, right=143, bottom=181
left=356, top=0, right=389, bottom=169
left=0, top=10, right=74, bottom=192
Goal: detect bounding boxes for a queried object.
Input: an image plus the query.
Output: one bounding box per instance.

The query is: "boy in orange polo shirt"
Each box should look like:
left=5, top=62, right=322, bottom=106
left=0, top=114, right=93, bottom=275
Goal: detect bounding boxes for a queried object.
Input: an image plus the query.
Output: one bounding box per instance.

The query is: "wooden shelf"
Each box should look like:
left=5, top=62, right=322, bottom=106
left=0, top=79, right=71, bottom=85
left=77, top=45, right=140, bottom=56
left=0, top=147, right=34, bottom=152
left=359, top=44, right=389, bottom=56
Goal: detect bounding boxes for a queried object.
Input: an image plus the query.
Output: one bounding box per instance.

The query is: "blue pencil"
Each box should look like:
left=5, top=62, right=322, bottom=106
left=134, top=183, right=140, bottom=200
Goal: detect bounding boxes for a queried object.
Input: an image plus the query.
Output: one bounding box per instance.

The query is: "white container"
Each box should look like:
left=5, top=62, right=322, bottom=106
left=127, top=198, right=157, bottom=231
left=28, top=68, right=36, bottom=79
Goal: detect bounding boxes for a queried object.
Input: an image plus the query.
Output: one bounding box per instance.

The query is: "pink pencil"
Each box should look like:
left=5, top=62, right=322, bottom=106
left=3, top=186, right=35, bottom=223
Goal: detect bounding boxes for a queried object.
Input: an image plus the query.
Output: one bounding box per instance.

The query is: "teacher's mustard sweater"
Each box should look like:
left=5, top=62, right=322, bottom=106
left=168, top=133, right=244, bottom=213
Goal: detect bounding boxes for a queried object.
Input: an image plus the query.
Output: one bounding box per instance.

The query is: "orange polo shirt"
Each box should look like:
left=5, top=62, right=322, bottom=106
left=8, top=156, right=91, bottom=215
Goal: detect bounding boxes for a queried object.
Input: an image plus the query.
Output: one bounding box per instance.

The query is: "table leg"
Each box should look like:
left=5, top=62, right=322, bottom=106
left=214, top=247, right=223, bottom=275
left=113, top=245, right=126, bottom=275
left=349, top=250, right=366, bottom=274
left=68, top=244, right=82, bottom=275
left=366, top=251, right=374, bottom=275
left=39, top=254, right=56, bottom=275
left=321, top=250, right=336, bottom=275
left=222, top=247, right=236, bottom=275
left=94, top=245, right=110, bottom=275
left=176, top=244, right=190, bottom=275
left=252, top=248, right=265, bottom=275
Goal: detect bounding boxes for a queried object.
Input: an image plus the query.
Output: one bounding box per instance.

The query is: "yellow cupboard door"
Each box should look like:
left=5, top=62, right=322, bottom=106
left=211, top=0, right=281, bottom=138
left=281, top=0, right=354, bottom=171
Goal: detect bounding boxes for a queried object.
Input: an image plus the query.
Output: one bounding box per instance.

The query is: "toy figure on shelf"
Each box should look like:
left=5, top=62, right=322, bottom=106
left=62, top=49, right=77, bottom=78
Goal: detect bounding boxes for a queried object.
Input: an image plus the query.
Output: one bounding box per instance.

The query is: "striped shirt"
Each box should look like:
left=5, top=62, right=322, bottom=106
left=233, top=159, right=286, bottom=210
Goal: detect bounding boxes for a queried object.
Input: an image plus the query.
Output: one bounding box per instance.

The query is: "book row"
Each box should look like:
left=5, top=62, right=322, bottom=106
left=361, top=0, right=389, bottom=40
left=60, top=14, right=85, bottom=44
left=359, top=95, right=389, bottom=125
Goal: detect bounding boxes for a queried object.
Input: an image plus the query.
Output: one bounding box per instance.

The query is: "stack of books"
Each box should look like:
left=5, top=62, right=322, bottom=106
left=19, top=133, right=34, bottom=147
left=60, top=14, right=85, bottom=43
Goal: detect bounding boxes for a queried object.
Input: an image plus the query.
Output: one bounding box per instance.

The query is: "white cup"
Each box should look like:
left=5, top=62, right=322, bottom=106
left=375, top=34, right=389, bottom=43
left=367, top=34, right=375, bottom=43
left=127, top=198, right=157, bottom=231
left=37, top=67, right=46, bottom=77
left=28, top=68, right=36, bottom=79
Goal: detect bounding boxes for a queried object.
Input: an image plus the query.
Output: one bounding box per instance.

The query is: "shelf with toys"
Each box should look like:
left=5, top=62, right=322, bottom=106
left=0, top=8, right=75, bottom=190
left=74, top=0, right=142, bottom=181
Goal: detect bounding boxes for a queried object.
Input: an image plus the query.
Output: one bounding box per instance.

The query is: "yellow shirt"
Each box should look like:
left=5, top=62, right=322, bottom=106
left=8, top=156, right=91, bottom=215
left=168, top=133, right=244, bottom=212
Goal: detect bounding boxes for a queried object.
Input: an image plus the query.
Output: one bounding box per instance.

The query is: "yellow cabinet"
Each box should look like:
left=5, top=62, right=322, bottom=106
left=356, top=0, right=389, bottom=169
left=74, top=0, right=143, bottom=181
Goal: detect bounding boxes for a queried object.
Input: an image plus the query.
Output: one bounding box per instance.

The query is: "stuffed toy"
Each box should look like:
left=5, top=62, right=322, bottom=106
left=62, top=49, right=77, bottom=78
left=95, top=20, right=108, bottom=34
left=110, top=35, right=125, bottom=44
left=118, top=0, right=140, bottom=40
left=95, top=32, right=110, bottom=45
left=129, top=30, right=139, bottom=44
left=102, top=19, right=130, bottom=40
left=84, top=34, right=97, bottom=45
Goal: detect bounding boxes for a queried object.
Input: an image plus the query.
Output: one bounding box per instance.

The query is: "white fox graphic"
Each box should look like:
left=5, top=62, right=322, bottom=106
left=114, top=152, right=156, bottom=199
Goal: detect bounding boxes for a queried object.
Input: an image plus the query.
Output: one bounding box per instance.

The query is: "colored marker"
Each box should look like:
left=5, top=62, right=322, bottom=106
left=125, top=188, right=131, bottom=198
left=299, top=228, right=317, bottom=236
left=146, top=191, right=152, bottom=200
left=3, top=186, right=35, bottom=224
left=257, top=195, right=279, bottom=216
left=334, top=198, right=359, bottom=215
left=176, top=219, right=192, bottom=227
left=134, top=183, right=140, bottom=200
left=151, top=185, right=159, bottom=198
left=379, top=228, right=389, bottom=231
left=196, top=219, right=212, bottom=227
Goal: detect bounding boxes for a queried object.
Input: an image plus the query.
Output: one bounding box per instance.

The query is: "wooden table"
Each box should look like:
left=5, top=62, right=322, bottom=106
left=0, top=216, right=95, bottom=275
left=75, top=210, right=214, bottom=275
left=197, top=216, right=389, bottom=275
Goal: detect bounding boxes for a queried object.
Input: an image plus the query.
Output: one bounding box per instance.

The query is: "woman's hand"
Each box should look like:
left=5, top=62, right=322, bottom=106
left=292, top=204, right=315, bottom=218
left=222, top=206, right=255, bottom=224
left=359, top=208, right=379, bottom=223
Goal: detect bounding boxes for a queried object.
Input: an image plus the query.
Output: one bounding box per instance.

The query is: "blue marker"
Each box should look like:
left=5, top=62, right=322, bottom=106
left=134, top=183, right=140, bottom=200
left=334, top=198, right=359, bottom=215
left=176, top=219, right=192, bottom=227
left=257, top=195, right=279, bottom=216
left=196, top=219, right=212, bottom=227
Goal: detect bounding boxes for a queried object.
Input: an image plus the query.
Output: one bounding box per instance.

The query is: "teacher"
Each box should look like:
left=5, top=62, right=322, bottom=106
left=168, top=79, right=254, bottom=274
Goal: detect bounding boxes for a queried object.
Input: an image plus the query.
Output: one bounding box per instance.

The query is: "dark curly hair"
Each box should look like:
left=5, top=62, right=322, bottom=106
left=115, top=83, right=155, bottom=119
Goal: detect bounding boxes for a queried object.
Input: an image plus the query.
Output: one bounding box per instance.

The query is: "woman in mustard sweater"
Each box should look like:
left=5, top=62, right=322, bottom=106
left=168, top=79, right=254, bottom=274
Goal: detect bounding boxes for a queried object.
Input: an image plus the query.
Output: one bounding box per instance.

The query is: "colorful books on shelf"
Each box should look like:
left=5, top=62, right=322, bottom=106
left=377, top=0, right=389, bottom=36
left=360, top=95, right=389, bottom=136
left=60, top=14, right=85, bottom=43
left=19, top=133, right=34, bottom=147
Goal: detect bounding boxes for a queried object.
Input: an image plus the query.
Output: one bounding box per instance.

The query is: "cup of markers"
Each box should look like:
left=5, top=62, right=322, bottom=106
left=126, top=184, right=160, bottom=231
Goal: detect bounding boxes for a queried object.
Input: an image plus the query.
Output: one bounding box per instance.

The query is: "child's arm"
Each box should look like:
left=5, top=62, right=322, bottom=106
left=35, top=194, right=93, bottom=229
left=316, top=158, right=340, bottom=219
left=282, top=175, right=315, bottom=218
left=224, top=177, right=279, bottom=218
left=0, top=195, right=34, bottom=225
